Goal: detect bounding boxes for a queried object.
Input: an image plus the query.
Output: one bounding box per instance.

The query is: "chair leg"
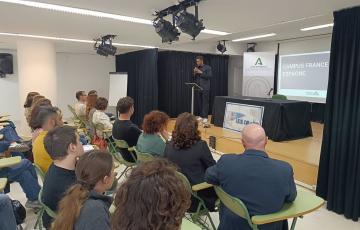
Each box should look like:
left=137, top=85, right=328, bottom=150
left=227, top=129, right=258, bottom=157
left=290, top=217, right=298, bottom=230
left=117, top=166, right=129, bottom=179
left=34, top=209, right=41, bottom=229
left=206, top=212, right=216, bottom=230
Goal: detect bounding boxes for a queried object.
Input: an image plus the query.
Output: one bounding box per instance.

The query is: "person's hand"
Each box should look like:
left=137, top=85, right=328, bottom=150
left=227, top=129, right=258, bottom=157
left=194, top=67, right=202, bottom=75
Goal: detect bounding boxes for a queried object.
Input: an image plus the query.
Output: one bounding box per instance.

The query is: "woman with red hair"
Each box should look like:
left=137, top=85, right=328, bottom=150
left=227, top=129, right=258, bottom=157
left=136, top=110, right=170, bottom=156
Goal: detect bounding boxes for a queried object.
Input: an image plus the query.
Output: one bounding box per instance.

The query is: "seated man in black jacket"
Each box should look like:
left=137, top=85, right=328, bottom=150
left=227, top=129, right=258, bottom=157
left=112, top=97, right=141, bottom=162
left=205, top=124, right=297, bottom=230
left=42, top=126, right=85, bottom=228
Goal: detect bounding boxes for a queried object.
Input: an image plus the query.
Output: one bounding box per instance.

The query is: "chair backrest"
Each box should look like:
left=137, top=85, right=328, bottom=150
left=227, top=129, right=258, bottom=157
left=272, top=94, right=287, bottom=100
left=68, top=104, right=89, bottom=128
left=214, top=186, right=255, bottom=229
left=133, top=147, right=154, bottom=163
left=38, top=188, right=56, bottom=218
left=113, top=139, right=137, bottom=163
left=33, top=163, right=45, bottom=183
left=176, top=172, right=193, bottom=192
left=67, top=104, right=78, bottom=118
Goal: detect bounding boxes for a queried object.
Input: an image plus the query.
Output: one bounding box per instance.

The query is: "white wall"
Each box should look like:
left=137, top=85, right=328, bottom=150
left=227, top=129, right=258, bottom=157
left=255, top=35, right=331, bottom=54
left=17, top=40, right=58, bottom=126
left=0, top=50, right=115, bottom=121
left=162, top=41, right=246, bottom=55
left=56, top=52, right=115, bottom=118
left=0, top=49, right=21, bottom=121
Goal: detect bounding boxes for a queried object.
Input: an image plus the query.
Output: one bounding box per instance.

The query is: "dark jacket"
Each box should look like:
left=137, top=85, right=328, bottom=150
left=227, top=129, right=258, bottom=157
left=42, top=164, right=76, bottom=228
left=74, top=191, right=113, bottom=230
left=205, top=150, right=297, bottom=230
left=164, top=140, right=215, bottom=185
left=164, top=140, right=217, bottom=211
left=195, top=64, right=212, bottom=91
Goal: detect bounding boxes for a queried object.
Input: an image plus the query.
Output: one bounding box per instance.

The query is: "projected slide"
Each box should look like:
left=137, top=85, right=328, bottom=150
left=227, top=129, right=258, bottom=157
left=278, top=51, right=330, bottom=103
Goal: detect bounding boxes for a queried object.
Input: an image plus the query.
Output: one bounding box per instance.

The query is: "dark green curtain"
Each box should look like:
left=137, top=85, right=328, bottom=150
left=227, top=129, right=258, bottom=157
left=116, top=49, right=159, bottom=125
left=158, top=51, right=229, bottom=118
left=316, top=6, right=360, bottom=221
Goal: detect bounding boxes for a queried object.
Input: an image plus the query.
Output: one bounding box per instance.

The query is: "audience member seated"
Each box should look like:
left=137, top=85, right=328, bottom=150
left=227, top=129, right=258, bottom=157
left=92, top=97, right=112, bottom=132
left=136, top=110, right=170, bottom=156
left=74, top=91, right=87, bottom=117
left=52, top=150, right=115, bottom=230
left=42, top=126, right=85, bottom=229
left=112, top=159, right=190, bottom=230
left=86, top=90, right=98, bottom=122
left=24, top=91, right=40, bottom=125
left=164, top=112, right=217, bottom=212
left=29, top=97, right=53, bottom=138
left=28, top=96, right=50, bottom=125
left=0, top=143, right=41, bottom=209
left=26, top=94, right=44, bottom=125
left=0, top=194, right=18, bottom=230
left=112, top=97, right=141, bottom=161
left=0, top=119, right=29, bottom=152
left=31, top=106, right=63, bottom=173
left=205, top=124, right=297, bottom=230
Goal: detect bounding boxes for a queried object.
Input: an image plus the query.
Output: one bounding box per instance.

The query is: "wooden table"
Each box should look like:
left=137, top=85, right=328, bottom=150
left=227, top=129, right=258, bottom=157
left=0, top=156, right=22, bottom=169
left=252, top=189, right=324, bottom=230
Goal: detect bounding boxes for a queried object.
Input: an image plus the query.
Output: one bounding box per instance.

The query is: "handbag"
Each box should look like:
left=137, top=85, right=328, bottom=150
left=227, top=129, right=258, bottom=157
left=11, top=199, right=26, bottom=225
left=91, top=135, right=107, bottom=150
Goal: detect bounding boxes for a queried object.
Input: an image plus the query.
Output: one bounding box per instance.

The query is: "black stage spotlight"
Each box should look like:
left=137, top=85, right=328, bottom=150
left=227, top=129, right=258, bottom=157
left=153, top=18, right=180, bottom=43
left=247, top=43, right=257, bottom=52
left=217, top=41, right=227, bottom=54
left=94, top=35, right=117, bottom=57
left=175, top=10, right=205, bottom=40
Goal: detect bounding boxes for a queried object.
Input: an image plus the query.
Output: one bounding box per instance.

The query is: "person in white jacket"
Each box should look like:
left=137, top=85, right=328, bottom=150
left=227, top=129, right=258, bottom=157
left=92, top=97, right=112, bottom=136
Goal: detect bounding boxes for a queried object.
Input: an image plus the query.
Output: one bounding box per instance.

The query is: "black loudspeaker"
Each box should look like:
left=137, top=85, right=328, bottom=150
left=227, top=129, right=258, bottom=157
left=0, top=53, right=14, bottom=78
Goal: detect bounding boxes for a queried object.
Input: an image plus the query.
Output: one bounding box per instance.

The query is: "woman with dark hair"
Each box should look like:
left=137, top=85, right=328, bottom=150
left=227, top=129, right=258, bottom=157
left=136, top=110, right=170, bottom=156
left=24, top=92, right=40, bottom=122
left=51, top=150, right=116, bottom=230
left=112, top=159, right=191, bottom=230
left=86, top=90, right=98, bottom=121
left=29, top=97, right=52, bottom=128
left=164, top=112, right=217, bottom=212
left=26, top=94, right=44, bottom=125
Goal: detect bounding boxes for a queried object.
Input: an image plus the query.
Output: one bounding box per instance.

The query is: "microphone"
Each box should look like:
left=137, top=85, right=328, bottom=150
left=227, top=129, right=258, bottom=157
left=267, top=88, right=274, bottom=96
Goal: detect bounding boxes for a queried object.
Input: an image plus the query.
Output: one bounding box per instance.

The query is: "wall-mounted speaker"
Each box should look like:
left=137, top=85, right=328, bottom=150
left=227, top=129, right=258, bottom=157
left=0, top=53, right=14, bottom=78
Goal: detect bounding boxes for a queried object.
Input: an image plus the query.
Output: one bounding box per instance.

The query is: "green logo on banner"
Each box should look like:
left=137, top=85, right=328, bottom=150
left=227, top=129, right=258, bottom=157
left=255, top=57, right=263, bottom=66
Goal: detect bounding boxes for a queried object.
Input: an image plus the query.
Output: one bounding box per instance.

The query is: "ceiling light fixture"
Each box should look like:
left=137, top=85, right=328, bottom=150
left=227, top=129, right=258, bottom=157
left=232, top=33, right=276, bottom=42
left=94, top=35, right=117, bottom=57
left=0, top=32, right=156, bottom=49
left=216, top=40, right=227, bottom=54
left=175, top=10, right=205, bottom=40
left=0, top=0, right=229, bottom=36
left=153, top=18, right=180, bottom=43
left=300, top=23, right=334, bottom=31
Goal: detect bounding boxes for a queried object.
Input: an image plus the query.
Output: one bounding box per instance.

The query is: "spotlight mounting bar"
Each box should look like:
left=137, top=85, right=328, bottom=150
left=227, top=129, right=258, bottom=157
left=153, top=0, right=203, bottom=21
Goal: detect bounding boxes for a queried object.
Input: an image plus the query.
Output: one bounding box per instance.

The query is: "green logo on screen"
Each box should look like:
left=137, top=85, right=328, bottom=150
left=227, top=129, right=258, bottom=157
left=255, top=58, right=263, bottom=66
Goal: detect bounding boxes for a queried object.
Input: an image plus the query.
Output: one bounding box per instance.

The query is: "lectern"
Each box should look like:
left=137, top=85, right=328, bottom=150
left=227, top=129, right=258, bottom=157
left=185, top=82, right=203, bottom=115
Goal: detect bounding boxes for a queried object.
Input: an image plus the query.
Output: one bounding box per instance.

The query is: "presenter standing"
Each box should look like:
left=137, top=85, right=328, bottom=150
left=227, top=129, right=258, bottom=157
left=193, top=56, right=212, bottom=123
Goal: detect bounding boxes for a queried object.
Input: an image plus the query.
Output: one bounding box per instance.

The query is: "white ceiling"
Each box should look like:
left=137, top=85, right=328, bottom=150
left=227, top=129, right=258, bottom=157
left=0, top=0, right=359, bottom=54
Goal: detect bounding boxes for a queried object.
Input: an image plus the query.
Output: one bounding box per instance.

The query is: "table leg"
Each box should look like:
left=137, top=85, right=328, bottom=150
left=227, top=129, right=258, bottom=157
left=290, top=217, right=298, bottom=230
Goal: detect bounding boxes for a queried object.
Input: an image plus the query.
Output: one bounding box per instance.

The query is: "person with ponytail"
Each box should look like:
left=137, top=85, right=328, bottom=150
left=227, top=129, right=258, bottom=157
left=51, top=150, right=116, bottom=230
